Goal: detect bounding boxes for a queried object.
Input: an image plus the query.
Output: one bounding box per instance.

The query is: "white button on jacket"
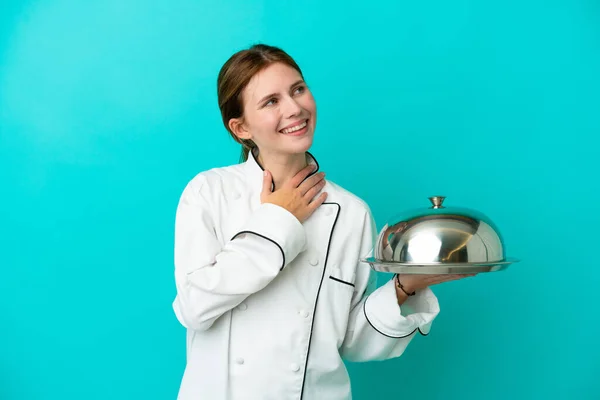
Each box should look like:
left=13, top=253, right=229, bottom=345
left=172, top=149, right=440, bottom=400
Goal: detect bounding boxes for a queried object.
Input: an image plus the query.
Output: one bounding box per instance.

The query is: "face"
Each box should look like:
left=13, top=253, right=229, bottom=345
left=229, top=62, right=317, bottom=157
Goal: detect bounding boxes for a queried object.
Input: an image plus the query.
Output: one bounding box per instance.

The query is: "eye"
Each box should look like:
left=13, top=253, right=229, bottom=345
left=293, top=85, right=306, bottom=95
left=265, top=98, right=278, bottom=106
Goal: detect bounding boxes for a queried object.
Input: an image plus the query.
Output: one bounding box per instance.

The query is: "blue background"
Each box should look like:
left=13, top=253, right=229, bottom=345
left=1, top=0, right=599, bottom=399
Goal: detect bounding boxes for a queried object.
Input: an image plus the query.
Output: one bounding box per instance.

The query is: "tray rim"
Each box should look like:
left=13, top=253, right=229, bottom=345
left=361, top=257, right=519, bottom=274
left=361, top=257, right=520, bottom=267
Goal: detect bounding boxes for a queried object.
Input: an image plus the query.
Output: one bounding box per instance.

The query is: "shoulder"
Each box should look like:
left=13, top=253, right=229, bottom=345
left=178, top=162, right=245, bottom=200
left=325, top=180, right=377, bottom=248
left=326, top=180, right=373, bottom=221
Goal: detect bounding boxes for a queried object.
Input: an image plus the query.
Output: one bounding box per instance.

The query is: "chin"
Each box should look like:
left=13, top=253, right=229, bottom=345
left=289, top=134, right=314, bottom=154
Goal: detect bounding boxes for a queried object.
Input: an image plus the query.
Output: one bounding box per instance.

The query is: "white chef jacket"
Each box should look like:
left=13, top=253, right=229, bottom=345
left=172, top=149, right=440, bottom=400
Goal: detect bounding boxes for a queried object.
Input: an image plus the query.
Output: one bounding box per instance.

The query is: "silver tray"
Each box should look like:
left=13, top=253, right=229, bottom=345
left=362, top=257, right=520, bottom=274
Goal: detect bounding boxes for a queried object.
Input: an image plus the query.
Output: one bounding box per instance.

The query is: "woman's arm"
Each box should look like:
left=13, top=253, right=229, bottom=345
left=339, top=209, right=440, bottom=362
left=172, top=175, right=306, bottom=332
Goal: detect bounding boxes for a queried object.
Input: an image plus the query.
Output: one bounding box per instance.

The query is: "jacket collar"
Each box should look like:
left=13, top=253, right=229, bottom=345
left=244, top=147, right=320, bottom=193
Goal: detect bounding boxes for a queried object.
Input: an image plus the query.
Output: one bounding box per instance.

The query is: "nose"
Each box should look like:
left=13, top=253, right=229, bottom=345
left=281, top=95, right=302, bottom=118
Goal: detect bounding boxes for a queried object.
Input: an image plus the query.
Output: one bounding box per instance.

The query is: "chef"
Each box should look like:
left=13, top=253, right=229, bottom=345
left=172, top=43, right=472, bottom=400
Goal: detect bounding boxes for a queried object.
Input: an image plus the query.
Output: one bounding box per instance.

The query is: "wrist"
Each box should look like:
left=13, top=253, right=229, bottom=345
left=394, top=285, right=408, bottom=305
left=395, top=274, right=416, bottom=297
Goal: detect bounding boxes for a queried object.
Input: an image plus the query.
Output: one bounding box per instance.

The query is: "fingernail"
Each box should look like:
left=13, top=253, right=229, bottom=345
left=264, top=171, right=268, bottom=176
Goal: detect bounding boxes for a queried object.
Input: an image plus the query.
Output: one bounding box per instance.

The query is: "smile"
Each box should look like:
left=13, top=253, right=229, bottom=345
left=280, top=120, right=308, bottom=134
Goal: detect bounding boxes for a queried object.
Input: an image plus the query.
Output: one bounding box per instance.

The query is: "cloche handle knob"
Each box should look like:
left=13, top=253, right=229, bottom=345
left=429, top=196, right=446, bottom=209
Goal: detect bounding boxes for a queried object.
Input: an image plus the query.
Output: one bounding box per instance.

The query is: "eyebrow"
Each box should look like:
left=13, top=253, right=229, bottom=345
left=257, top=79, right=306, bottom=106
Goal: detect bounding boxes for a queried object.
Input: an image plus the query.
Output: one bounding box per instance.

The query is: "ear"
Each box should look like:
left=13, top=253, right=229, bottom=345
left=228, top=117, right=252, bottom=141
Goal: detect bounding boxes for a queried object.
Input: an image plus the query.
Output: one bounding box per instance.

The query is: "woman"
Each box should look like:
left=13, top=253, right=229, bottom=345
left=172, top=44, right=472, bottom=400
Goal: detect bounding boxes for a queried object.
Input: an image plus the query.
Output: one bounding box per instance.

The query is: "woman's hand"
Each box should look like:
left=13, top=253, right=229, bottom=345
left=394, top=273, right=476, bottom=305
left=400, top=273, right=476, bottom=293
left=261, top=165, right=327, bottom=223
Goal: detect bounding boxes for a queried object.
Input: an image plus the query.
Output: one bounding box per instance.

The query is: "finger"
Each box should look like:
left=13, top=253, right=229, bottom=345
left=261, top=170, right=273, bottom=195
left=303, top=179, right=326, bottom=202
left=400, top=273, right=473, bottom=287
left=288, top=164, right=317, bottom=188
left=414, top=274, right=450, bottom=283
left=308, top=192, right=327, bottom=210
left=435, top=274, right=464, bottom=282
left=297, top=172, right=325, bottom=196
left=429, top=274, right=470, bottom=285
left=415, top=275, right=457, bottom=286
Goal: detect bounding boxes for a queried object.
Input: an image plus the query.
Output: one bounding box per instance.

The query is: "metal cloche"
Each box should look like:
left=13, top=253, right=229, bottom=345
left=363, top=196, right=520, bottom=274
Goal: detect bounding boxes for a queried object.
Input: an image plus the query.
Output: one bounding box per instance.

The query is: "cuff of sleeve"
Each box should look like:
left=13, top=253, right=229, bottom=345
left=364, top=278, right=440, bottom=338
left=234, top=203, right=307, bottom=269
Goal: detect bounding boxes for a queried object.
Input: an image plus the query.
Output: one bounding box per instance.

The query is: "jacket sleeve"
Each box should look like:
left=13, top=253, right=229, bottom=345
left=172, top=176, right=307, bottom=332
left=339, top=208, right=440, bottom=362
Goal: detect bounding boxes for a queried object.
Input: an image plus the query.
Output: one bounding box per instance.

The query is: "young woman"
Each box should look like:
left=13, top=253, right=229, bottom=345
left=172, top=44, right=472, bottom=400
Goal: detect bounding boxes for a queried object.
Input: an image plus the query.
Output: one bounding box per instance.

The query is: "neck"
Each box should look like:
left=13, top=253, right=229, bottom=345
left=256, top=149, right=308, bottom=190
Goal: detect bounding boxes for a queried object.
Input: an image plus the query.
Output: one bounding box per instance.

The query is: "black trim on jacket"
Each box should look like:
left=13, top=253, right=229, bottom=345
left=299, top=202, right=340, bottom=399
left=329, top=276, right=355, bottom=287
left=231, top=230, right=286, bottom=271
left=362, top=294, right=429, bottom=338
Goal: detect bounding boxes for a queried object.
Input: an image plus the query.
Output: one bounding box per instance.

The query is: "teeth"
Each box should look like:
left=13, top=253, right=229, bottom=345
left=282, top=121, right=307, bottom=134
